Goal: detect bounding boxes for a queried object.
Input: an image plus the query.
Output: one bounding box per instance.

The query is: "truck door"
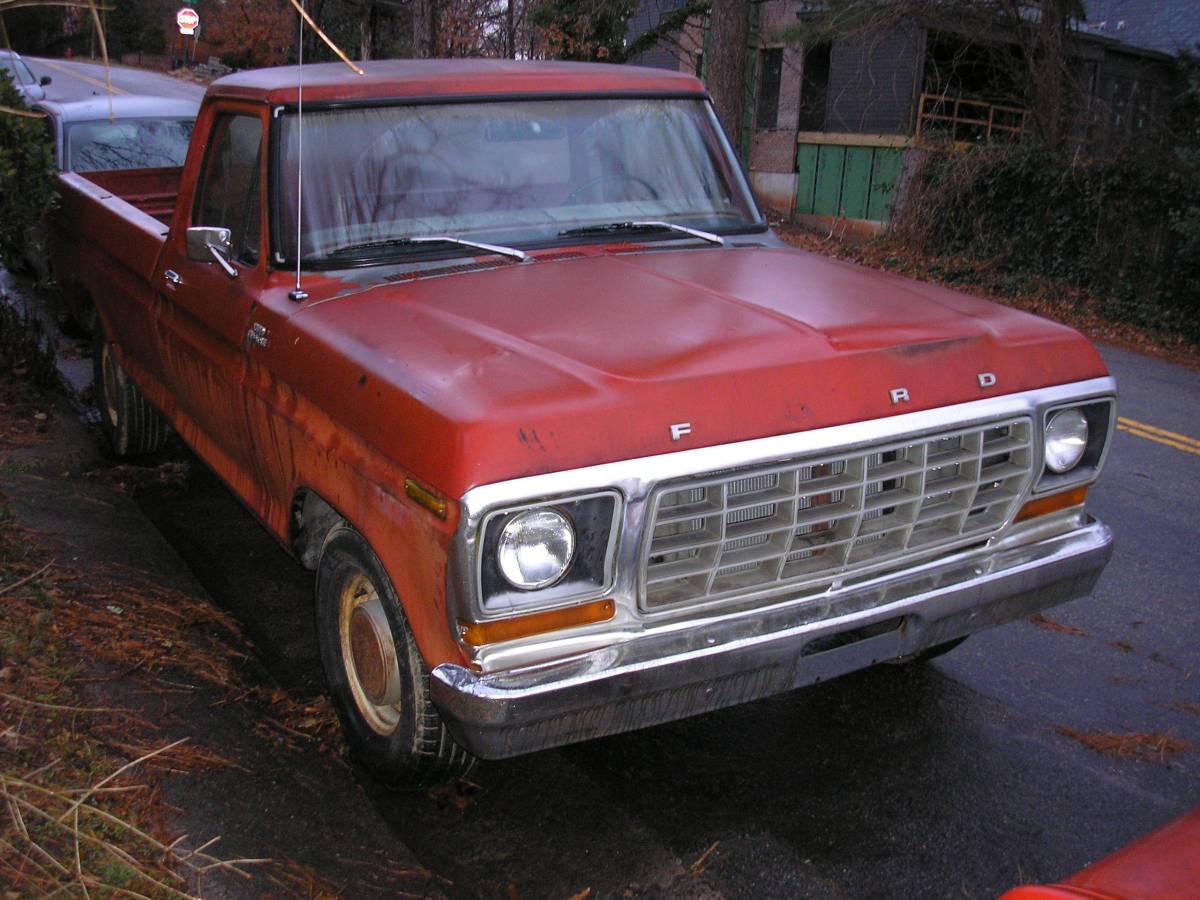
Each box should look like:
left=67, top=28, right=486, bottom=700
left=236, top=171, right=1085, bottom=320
left=154, top=106, right=268, bottom=502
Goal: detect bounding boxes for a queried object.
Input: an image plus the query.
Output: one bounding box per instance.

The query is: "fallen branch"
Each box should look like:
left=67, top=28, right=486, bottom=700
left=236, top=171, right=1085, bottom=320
left=58, top=737, right=188, bottom=823
left=0, top=692, right=126, bottom=715
left=690, top=840, right=720, bottom=873
left=0, top=560, right=54, bottom=596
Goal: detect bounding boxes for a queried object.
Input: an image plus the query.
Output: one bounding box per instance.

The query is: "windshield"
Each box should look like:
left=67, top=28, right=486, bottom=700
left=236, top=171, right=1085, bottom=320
left=0, top=55, right=35, bottom=84
left=67, top=118, right=195, bottom=172
left=276, top=97, right=762, bottom=264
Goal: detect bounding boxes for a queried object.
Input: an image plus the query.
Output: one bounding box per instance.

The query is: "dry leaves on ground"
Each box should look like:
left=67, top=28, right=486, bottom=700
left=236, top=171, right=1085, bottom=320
left=1055, top=726, right=1192, bottom=763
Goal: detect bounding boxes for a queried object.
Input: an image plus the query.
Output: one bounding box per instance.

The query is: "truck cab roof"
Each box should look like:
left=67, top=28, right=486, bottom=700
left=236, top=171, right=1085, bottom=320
left=207, top=59, right=708, bottom=106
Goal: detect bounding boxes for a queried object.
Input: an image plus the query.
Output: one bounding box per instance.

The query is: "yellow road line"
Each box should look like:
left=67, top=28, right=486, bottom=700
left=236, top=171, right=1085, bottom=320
left=34, top=59, right=130, bottom=96
left=1117, top=424, right=1200, bottom=457
left=1118, top=417, right=1200, bottom=449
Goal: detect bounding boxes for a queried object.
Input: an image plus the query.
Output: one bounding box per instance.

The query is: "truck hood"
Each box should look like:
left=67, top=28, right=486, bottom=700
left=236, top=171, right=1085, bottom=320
left=290, top=245, right=1107, bottom=495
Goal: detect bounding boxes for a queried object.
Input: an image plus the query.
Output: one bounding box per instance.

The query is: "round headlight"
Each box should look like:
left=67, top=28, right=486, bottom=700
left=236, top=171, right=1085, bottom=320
left=1044, top=408, right=1089, bottom=473
left=497, top=509, right=576, bottom=590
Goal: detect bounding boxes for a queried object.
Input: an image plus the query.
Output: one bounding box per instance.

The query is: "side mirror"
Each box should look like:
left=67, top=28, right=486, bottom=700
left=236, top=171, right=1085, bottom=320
left=186, top=226, right=238, bottom=278
left=40, top=76, right=52, bottom=86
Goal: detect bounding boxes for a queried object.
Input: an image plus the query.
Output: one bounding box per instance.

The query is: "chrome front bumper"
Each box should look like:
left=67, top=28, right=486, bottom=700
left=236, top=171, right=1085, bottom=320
left=431, top=518, right=1112, bottom=759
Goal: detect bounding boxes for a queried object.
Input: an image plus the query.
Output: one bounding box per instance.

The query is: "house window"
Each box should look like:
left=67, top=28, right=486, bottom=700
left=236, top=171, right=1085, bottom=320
left=798, top=42, right=831, bottom=131
left=756, top=47, right=784, bottom=129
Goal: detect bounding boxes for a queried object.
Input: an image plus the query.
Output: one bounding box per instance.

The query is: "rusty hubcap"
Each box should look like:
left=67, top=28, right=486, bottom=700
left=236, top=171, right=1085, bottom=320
left=338, top=573, right=402, bottom=735
left=349, top=605, right=388, bottom=704
left=100, top=344, right=120, bottom=428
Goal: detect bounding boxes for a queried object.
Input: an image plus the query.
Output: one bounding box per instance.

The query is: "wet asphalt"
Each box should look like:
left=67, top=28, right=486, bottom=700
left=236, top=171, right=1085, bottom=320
left=21, top=55, right=205, bottom=102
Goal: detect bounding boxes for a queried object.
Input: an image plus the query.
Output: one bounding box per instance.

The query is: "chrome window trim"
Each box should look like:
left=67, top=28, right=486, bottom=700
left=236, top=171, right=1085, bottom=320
left=447, top=377, right=1116, bottom=636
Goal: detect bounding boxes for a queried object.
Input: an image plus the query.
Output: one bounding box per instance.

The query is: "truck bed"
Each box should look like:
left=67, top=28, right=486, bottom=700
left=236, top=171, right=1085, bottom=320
left=79, top=167, right=181, bottom=225
left=55, top=167, right=176, bottom=288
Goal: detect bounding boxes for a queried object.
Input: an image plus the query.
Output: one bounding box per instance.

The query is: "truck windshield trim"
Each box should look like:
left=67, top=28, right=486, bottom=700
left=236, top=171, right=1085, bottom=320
left=268, top=90, right=711, bottom=112
left=270, top=95, right=763, bottom=269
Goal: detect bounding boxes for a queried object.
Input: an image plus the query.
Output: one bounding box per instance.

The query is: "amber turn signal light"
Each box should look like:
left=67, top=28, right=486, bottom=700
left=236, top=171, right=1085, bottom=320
left=404, top=478, right=447, bottom=519
left=1015, top=485, right=1088, bottom=523
left=459, top=598, right=615, bottom=647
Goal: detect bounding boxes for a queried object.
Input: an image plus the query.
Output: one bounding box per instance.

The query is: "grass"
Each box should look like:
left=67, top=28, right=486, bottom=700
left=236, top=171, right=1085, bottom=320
left=0, top=322, right=346, bottom=895
left=0, top=495, right=267, bottom=895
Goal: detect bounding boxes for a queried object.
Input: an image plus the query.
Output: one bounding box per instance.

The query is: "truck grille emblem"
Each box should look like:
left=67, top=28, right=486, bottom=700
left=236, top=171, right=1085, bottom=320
left=889, top=388, right=910, bottom=405
left=669, top=422, right=692, bottom=441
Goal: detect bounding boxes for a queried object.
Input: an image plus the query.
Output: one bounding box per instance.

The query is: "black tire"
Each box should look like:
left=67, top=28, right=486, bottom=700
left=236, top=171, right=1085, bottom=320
left=92, top=331, right=169, bottom=457
left=316, top=525, right=474, bottom=790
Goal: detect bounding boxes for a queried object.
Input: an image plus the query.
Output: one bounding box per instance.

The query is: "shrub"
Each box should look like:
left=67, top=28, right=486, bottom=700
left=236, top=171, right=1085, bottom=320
left=895, top=142, right=1199, bottom=339
left=893, top=59, right=1200, bottom=343
left=0, top=69, right=57, bottom=271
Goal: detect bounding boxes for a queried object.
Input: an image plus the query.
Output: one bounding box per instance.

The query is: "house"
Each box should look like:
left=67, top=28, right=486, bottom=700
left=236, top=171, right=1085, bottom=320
left=627, top=0, right=1190, bottom=230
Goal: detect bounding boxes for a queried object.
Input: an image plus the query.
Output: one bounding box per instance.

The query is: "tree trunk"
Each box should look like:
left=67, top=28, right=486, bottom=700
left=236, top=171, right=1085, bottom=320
left=506, top=0, right=515, bottom=59
left=413, top=0, right=440, bottom=57
left=706, top=0, right=750, bottom=153
left=1030, top=0, right=1070, bottom=148
left=428, top=0, right=440, bottom=57
left=359, top=4, right=373, bottom=61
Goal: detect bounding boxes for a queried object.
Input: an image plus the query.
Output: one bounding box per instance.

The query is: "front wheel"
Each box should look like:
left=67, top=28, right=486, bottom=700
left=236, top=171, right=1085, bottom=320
left=316, top=525, right=474, bottom=789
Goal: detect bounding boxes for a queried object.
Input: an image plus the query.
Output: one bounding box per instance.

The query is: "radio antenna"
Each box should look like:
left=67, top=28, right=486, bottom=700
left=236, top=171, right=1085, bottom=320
left=288, top=2, right=308, bottom=302
left=285, top=0, right=364, bottom=303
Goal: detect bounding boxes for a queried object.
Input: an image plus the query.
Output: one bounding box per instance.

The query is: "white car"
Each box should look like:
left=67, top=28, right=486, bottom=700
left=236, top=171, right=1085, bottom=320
left=0, top=49, right=51, bottom=105
left=33, top=95, right=199, bottom=172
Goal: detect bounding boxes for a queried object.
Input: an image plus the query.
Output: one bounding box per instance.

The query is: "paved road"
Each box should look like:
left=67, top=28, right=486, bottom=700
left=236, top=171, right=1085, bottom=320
left=22, top=55, right=204, bottom=102
left=118, top=342, right=1198, bottom=899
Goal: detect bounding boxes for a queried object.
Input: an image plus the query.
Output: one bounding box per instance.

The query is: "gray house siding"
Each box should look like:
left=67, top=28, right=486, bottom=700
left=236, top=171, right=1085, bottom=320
left=626, top=0, right=688, bottom=70
left=823, top=25, right=926, bottom=135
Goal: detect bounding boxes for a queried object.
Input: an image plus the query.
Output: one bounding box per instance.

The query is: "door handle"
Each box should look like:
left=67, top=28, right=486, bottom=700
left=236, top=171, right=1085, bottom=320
left=163, top=269, right=182, bottom=286
left=247, top=322, right=269, bottom=349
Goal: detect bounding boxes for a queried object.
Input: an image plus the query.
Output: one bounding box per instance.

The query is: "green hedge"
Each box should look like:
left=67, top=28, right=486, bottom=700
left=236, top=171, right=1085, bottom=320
left=896, top=138, right=1200, bottom=341
left=0, top=70, right=57, bottom=271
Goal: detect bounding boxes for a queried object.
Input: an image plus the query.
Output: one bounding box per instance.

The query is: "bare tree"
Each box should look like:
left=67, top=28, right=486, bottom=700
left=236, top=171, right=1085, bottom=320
left=506, top=0, right=515, bottom=57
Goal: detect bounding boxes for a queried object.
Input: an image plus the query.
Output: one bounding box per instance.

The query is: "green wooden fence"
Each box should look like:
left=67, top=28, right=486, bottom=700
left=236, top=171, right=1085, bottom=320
left=794, top=134, right=908, bottom=223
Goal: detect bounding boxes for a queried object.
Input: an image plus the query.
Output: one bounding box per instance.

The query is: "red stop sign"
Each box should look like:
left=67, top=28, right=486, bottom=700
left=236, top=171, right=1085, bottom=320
left=176, top=7, right=200, bottom=35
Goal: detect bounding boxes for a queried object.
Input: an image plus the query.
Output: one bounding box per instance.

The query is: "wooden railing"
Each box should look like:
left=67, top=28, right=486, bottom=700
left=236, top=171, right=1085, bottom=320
left=916, top=93, right=1029, bottom=142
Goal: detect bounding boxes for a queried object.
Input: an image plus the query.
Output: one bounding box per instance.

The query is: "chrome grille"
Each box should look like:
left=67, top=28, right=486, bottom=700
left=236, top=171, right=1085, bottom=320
left=641, top=418, right=1034, bottom=610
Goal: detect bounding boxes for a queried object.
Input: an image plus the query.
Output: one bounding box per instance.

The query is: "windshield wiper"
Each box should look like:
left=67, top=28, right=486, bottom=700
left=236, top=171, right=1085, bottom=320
left=323, top=235, right=529, bottom=262
left=558, top=221, right=725, bottom=246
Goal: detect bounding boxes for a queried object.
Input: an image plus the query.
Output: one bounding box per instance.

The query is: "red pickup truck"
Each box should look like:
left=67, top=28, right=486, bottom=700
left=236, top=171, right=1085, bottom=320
left=60, top=60, right=1115, bottom=788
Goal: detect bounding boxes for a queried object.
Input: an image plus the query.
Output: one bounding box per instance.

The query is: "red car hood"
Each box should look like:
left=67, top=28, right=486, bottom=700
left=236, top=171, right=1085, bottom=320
left=291, top=246, right=1107, bottom=495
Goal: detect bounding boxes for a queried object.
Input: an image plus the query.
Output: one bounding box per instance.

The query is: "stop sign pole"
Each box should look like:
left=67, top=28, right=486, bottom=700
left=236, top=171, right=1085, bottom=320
left=175, top=7, right=200, bottom=67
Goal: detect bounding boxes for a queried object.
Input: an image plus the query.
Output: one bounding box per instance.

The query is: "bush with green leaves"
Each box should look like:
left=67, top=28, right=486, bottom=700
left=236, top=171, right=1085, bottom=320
left=898, top=142, right=1200, bottom=340
left=895, top=56, right=1200, bottom=342
left=0, top=69, right=57, bottom=271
